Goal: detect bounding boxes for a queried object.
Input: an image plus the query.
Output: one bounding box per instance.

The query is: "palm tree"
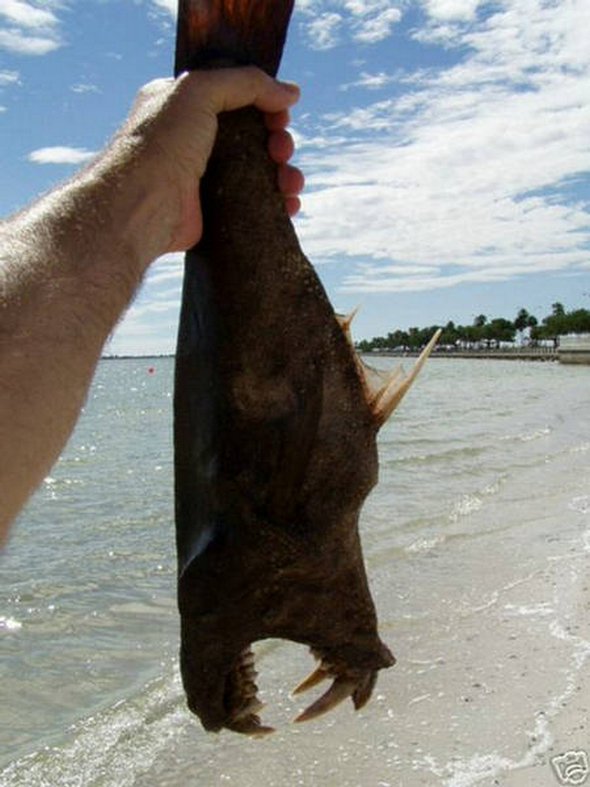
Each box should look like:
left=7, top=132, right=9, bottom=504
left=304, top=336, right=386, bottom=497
left=514, top=308, right=530, bottom=333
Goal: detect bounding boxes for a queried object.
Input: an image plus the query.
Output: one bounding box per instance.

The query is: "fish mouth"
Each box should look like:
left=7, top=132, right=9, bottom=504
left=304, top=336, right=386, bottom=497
left=221, top=646, right=272, bottom=736
left=178, top=523, right=397, bottom=735
left=183, top=636, right=395, bottom=736
left=291, top=647, right=392, bottom=723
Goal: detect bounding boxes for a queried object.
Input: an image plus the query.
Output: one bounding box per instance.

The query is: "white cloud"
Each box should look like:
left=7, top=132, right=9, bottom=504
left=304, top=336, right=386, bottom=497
left=424, top=0, right=481, bottom=23
left=70, top=83, right=100, bottom=94
left=0, top=0, right=62, bottom=55
left=298, top=0, right=402, bottom=49
left=293, top=0, right=590, bottom=294
left=306, top=12, right=343, bottom=49
left=353, top=7, right=401, bottom=42
left=149, top=0, right=176, bottom=16
left=340, top=71, right=398, bottom=91
left=0, top=28, right=58, bottom=53
left=27, top=146, right=97, bottom=165
left=0, top=68, right=19, bottom=85
left=0, top=0, right=57, bottom=28
left=108, top=253, right=183, bottom=356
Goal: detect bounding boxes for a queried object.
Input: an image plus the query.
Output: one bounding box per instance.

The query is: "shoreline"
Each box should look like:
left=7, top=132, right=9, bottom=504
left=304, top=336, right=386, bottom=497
left=100, top=350, right=559, bottom=362
left=367, top=349, right=558, bottom=362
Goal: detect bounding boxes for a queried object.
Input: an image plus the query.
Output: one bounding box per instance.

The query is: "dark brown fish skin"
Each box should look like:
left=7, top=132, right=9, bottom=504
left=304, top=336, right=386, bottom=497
left=174, top=0, right=394, bottom=735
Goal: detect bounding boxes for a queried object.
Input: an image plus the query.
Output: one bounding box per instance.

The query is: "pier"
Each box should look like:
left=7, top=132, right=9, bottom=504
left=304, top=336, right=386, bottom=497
left=368, top=346, right=558, bottom=361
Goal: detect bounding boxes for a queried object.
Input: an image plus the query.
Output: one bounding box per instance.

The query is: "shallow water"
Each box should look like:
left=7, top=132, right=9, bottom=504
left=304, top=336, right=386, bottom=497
left=2, top=357, right=590, bottom=786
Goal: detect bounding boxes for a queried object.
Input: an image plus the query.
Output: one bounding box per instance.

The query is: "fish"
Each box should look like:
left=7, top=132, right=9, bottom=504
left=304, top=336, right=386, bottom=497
left=173, top=0, right=440, bottom=736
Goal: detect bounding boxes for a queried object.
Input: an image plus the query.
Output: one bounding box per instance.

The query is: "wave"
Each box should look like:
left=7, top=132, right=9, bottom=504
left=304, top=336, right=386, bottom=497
left=0, top=664, right=185, bottom=787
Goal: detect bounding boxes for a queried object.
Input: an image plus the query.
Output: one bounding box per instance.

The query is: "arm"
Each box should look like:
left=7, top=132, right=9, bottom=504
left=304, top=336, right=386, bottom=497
left=0, top=68, right=301, bottom=542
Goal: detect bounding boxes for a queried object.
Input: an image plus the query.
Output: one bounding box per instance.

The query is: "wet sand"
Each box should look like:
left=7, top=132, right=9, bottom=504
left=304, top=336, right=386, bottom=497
left=3, top=359, right=589, bottom=786
left=131, top=438, right=590, bottom=787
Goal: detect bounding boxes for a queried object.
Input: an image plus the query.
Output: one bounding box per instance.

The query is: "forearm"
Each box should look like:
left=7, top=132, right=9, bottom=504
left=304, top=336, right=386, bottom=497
left=0, top=69, right=301, bottom=542
left=0, top=142, right=167, bottom=540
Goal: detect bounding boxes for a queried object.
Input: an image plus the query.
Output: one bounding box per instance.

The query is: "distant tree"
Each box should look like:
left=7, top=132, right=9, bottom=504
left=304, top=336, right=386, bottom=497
left=566, top=309, right=590, bottom=334
left=485, top=318, right=515, bottom=344
left=514, top=308, right=531, bottom=332
left=462, top=325, right=479, bottom=346
left=552, top=302, right=565, bottom=318
left=387, top=329, right=409, bottom=349
left=513, top=308, right=538, bottom=344
left=531, top=303, right=590, bottom=346
left=440, top=320, right=459, bottom=346
left=356, top=302, right=588, bottom=356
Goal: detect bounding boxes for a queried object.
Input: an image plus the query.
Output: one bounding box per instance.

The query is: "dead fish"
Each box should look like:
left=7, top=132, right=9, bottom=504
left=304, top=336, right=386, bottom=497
left=173, top=0, right=440, bottom=736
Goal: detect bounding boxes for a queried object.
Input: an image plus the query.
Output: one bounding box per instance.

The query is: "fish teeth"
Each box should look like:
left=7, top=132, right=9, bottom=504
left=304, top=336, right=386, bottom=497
left=240, top=662, right=257, bottom=678
left=233, top=697, right=265, bottom=720
left=292, top=650, right=339, bottom=696
left=294, top=677, right=357, bottom=723
left=243, top=681, right=259, bottom=699
left=241, top=649, right=255, bottom=666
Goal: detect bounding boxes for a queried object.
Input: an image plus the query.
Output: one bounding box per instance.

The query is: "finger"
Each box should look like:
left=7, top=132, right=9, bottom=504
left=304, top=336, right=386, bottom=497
left=277, top=163, right=305, bottom=197
left=265, top=109, right=291, bottom=132
left=180, top=67, right=300, bottom=116
left=268, top=129, right=295, bottom=164
left=285, top=196, right=301, bottom=217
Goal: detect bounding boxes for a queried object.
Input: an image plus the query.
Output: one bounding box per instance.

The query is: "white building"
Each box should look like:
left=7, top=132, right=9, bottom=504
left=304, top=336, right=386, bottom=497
left=558, top=334, right=590, bottom=365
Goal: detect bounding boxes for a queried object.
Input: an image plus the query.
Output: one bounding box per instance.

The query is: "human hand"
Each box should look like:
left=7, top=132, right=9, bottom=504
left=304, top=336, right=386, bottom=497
left=115, top=67, right=304, bottom=254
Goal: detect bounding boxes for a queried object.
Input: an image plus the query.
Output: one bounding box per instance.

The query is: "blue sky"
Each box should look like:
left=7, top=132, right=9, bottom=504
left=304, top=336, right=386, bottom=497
left=1, top=0, right=589, bottom=355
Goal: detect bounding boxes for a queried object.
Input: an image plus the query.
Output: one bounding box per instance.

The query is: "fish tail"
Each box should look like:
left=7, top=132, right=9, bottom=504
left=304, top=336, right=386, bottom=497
left=175, top=0, right=295, bottom=76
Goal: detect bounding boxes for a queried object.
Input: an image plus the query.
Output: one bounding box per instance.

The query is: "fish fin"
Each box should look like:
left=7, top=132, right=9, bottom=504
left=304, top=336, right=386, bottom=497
left=360, top=329, right=441, bottom=426
left=335, top=307, right=360, bottom=344
left=175, top=0, right=295, bottom=76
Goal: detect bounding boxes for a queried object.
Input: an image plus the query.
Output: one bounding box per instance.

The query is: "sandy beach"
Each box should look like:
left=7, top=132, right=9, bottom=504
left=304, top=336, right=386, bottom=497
left=2, top=358, right=590, bottom=786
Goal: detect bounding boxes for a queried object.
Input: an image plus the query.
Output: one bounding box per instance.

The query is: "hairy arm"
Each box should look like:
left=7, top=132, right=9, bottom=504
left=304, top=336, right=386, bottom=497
left=0, top=68, right=301, bottom=541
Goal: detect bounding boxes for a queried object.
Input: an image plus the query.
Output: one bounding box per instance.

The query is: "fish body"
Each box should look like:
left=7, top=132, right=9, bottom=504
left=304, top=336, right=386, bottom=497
left=173, top=0, right=438, bottom=735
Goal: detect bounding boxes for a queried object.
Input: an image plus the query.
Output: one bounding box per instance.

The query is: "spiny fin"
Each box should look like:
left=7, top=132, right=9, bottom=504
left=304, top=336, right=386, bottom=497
left=362, top=329, right=442, bottom=426
left=336, top=307, right=359, bottom=343
left=175, top=0, right=295, bottom=76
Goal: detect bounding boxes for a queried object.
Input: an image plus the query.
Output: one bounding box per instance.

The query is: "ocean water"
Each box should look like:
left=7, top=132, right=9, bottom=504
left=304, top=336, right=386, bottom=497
left=2, top=357, right=590, bottom=786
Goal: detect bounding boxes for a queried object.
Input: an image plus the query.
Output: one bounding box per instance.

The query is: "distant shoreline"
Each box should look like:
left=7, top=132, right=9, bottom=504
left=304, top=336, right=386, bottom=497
left=101, top=350, right=557, bottom=362
left=101, top=348, right=590, bottom=364
left=364, top=347, right=559, bottom=362
left=101, top=354, right=174, bottom=360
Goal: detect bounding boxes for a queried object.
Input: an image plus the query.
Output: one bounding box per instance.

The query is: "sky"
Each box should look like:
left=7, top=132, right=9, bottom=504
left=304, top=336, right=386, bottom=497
left=1, top=0, right=589, bottom=355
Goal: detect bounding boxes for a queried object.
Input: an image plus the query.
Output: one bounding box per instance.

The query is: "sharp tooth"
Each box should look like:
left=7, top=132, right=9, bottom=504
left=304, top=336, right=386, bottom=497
left=294, top=677, right=357, bottom=723
left=242, top=664, right=257, bottom=679
left=248, top=723, right=275, bottom=738
left=232, top=717, right=275, bottom=737
left=227, top=710, right=275, bottom=736
left=352, top=671, right=377, bottom=710
left=233, top=698, right=265, bottom=720
left=241, top=650, right=255, bottom=666
left=292, top=665, right=330, bottom=696
left=244, top=682, right=259, bottom=698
